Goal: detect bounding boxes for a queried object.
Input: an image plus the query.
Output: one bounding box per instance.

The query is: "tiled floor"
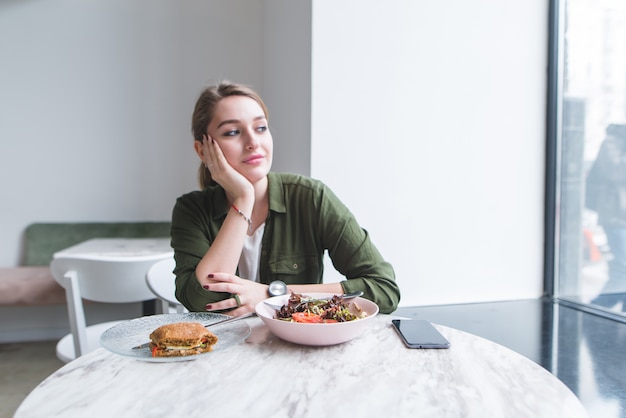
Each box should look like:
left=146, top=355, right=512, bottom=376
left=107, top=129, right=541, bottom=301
left=3, top=298, right=625, bottom=418
left=0, top=340, right=64, bottom=418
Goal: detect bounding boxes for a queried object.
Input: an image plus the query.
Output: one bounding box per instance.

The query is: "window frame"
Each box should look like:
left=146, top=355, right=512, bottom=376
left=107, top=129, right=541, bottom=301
left=546, top=0, right=626, bottom=323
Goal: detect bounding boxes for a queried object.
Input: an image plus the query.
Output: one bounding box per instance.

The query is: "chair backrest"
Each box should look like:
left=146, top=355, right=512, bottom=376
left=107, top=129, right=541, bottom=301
left=145, top=257, right=182, bottom=309
left=51, top=254, right=169, bottom=359
left=51, top=257, right=161, bottom=303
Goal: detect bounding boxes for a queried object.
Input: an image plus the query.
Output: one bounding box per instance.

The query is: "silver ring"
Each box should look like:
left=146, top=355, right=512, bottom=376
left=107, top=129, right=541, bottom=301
left=231, top=294, right=241, bottom=307
left=206, top=163, right=214, bottom=168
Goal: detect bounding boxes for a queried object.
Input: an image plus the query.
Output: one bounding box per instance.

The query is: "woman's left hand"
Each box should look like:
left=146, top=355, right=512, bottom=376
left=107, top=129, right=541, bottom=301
left=200, top=272, right=268, bottom=315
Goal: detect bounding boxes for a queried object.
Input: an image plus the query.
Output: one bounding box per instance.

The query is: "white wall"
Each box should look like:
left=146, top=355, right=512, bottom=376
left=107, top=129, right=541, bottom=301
left=0, top=0, right=265, bottom=265
left=1, top=0, right=548, bottom=308
left=311, top=0, right=548, bottom=307
left=261, top=0, right=312, bottom=176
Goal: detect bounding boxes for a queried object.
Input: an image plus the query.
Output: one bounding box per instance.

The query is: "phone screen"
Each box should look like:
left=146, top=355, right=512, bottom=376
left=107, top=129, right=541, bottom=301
left=391, top=319, right=450, bottom=349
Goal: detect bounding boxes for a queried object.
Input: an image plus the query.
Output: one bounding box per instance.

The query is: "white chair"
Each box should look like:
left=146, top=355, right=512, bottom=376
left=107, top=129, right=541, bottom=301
left=146, top=258, right=186, bottom=314
left=51, top=256, right=163, bottom=363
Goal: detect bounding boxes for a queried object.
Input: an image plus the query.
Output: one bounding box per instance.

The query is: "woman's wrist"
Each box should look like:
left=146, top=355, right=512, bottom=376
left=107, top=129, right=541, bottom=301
left=231, top=204, right=253, bottom=234
left=229, top=191, right=254, bottom=211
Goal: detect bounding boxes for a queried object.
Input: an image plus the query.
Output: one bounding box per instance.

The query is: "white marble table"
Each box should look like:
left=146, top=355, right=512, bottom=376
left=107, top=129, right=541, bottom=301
left=53, top=238, right=173, bottom=261
left=15, top=315, right=588, bottom=418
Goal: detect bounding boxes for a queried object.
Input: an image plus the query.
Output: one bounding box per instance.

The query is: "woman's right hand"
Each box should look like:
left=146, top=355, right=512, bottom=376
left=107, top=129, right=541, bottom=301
left=193, top=136, right=255, bottom=287
left=201, top=135, right=254, bottom=203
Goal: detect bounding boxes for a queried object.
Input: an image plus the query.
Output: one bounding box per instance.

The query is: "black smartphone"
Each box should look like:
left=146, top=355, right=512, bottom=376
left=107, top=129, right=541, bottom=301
left=391, top=319, right=450, bottom=349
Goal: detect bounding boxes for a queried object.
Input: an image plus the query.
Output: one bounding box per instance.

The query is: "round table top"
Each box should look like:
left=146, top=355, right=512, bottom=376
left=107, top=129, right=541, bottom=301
left=15, top=315, right=588, bottom=418
left=53, top=238, right=173, bottom=261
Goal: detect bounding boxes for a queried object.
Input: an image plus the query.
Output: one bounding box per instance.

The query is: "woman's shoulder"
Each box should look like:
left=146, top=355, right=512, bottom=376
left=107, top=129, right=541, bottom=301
left=175, top=188, right=207, bottom=204
left=174, top=186, right=226, bottom=212
left=268, top=173, right=342, bottom=209
left=270, top=172, right=327, bottom=190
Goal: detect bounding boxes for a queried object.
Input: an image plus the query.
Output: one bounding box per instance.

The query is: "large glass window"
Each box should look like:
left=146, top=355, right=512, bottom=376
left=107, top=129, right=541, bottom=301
left=553, top=0, right=626, bottom=320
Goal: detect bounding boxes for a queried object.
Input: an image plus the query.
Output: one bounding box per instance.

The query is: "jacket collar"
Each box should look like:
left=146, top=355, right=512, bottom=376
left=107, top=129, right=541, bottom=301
left=267, top=172, right=287, bottom=214
left=209, top=172, right=286, bottom=221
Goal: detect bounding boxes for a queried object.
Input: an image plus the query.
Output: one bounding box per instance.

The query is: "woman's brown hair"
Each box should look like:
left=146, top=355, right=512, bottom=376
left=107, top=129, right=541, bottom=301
left=191, top=82, right=269, bottom=189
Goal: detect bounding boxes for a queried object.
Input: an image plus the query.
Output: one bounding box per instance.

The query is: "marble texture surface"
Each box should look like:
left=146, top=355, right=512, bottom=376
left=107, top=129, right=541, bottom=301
left=53, top=238, right=173, bottom=260
left=15, top=315, right=588, bottom=418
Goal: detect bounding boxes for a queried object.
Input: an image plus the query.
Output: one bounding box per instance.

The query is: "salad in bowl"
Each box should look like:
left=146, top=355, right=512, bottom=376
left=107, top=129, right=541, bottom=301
left=255, top=292, right=379, bottom=346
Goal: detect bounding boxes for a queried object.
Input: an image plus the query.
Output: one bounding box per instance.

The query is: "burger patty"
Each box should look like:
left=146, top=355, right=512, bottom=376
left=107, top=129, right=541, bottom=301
left=149, top=322, right=218, bottom=357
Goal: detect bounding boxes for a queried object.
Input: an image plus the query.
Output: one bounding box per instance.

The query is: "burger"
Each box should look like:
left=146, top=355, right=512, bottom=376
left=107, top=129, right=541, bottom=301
left=149, top=322, right=218, bottom=357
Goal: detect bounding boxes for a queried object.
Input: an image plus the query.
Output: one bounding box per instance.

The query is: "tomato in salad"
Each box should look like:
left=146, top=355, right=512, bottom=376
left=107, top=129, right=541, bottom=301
left=275, top=293, right=364, bottom=323
left=291, top=312, right=323, bottom=323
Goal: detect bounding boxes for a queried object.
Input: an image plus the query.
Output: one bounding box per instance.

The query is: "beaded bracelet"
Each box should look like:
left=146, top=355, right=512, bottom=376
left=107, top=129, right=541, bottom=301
left=231, top=204, right=253, bottom=234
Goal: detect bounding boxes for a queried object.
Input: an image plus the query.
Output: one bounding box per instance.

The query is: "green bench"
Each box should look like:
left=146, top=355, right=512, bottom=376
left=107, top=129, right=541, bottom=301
left=0, top=222, right=171, bottom=306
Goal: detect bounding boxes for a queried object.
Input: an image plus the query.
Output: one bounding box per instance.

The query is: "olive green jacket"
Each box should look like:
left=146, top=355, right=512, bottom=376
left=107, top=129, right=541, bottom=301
left=170, top=172, right=400, bottom=313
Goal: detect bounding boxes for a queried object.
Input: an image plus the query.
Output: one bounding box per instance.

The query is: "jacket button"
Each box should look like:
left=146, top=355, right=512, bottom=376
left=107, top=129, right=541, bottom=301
left=292, top=263, right=298, bottom=269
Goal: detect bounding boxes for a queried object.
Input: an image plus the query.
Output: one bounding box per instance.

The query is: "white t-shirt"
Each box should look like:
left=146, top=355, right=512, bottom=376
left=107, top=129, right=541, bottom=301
left=237, top=223, right=265, bottom=282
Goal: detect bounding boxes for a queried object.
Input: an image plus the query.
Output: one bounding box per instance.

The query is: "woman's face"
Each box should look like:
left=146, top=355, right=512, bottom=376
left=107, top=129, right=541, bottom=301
left=207, top=95, right=273, bottom=184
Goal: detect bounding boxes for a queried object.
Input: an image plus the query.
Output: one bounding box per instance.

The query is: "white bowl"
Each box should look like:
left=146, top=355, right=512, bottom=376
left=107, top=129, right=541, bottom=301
left=254, top=293, right=379, bottom=346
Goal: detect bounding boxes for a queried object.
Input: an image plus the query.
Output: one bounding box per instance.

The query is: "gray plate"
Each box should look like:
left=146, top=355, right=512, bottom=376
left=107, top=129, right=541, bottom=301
left=100, top=312, right=251, bottom=362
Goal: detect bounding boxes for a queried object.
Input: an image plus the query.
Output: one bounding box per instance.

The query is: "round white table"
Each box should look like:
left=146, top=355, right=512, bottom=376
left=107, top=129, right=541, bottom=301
left=15, top=315, right=588, bottom=418
left=53, top=238, right=173, bottom=261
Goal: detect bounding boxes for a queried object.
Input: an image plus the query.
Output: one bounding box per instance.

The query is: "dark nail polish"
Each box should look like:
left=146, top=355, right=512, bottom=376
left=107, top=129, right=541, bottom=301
left=203, top=285, right=210, bottom=290
left=208, top=274, right=214, bottom=278
left=205, top=304, right=212, bottom=310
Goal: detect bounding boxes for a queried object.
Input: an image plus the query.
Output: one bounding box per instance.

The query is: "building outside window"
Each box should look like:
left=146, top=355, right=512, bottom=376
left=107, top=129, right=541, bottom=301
left=552, top=0, right=626, bottom=320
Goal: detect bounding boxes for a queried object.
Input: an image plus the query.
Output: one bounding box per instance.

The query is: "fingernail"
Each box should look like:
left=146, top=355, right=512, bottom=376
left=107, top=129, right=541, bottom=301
left=211, top=138, right=215, bottom=144
left=205, top=304, right=212, bottom=310
left=208, top=274, right=214, bottom=278
left=203, top=285, right=210, bottom=290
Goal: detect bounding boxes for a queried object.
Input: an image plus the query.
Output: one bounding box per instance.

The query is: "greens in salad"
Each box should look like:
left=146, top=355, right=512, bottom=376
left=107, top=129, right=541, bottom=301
left=275, top=293, right=366, bottom=323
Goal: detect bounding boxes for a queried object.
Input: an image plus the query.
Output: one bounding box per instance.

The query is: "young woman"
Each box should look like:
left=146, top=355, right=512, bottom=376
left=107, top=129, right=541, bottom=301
left=171, top=82, right=400, bottom=314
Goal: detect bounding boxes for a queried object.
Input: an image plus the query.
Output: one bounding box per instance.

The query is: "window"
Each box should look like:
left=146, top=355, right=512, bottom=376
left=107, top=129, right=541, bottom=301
left=550, top=0, right=626, bottom=320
